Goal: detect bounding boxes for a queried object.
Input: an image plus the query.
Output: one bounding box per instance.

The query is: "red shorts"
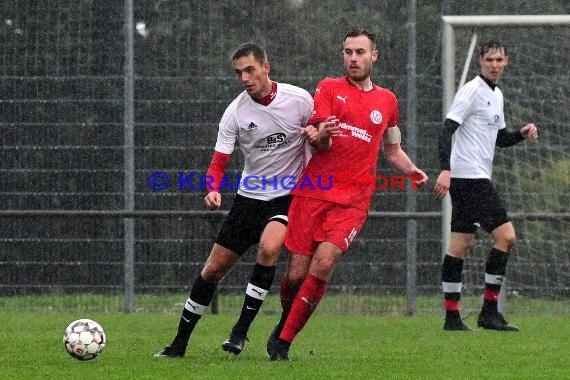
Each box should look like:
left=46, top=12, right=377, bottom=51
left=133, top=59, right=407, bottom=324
left=284, top=196, right=368, bottom=255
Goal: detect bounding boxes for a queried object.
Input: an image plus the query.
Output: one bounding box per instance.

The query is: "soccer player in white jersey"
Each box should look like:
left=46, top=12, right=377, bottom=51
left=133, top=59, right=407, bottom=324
left=155, top=43, right=314, bottom=357
left=434, top=40, right=538, bottom=331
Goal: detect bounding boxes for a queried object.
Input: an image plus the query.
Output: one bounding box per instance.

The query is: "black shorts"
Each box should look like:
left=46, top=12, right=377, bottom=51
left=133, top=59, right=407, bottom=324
left=449, top=178, right=510, bottom=234
left=215, top=194, right=292, bottom=256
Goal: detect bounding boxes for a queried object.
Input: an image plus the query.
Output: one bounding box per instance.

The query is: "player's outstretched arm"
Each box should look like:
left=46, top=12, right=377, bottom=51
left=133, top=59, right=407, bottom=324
left=495, top=123, right=538, bottom=148
left=383, top=142, right=428, bottom=188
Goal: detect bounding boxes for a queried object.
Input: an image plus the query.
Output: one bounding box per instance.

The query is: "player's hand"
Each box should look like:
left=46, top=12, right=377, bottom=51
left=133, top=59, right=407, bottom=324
left=407, top=167, right=429, bottom=189
left=521, top=123, right=538, bottom=140
left=204, top=192, right=222, bottom=210
left=303, top=116, right=339, bottom=150
left=301, top=125, right=319, bottom=143
left=318, top=115, right=340, bottom=138
left=433, top=170, right=451, bottom=199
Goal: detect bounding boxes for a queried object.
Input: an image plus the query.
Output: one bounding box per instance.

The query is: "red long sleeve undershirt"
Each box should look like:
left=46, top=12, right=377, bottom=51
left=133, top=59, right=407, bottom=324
left=205, top=150, right=231, bottom=192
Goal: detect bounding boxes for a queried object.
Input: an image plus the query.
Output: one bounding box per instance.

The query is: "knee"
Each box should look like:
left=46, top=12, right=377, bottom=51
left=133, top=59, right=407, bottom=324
left=461, top=239, right=475, bottom=252
left=506, top=234, right=517, bottom=250
left=311, top=255, right=336, bottom=278
left=200, top=263, right=226, bottom=283
left=497, top=232, right=517, bottom=252
left=257, top=241, right=282, bottom=264
left=451, top=238, right=474, bottom=257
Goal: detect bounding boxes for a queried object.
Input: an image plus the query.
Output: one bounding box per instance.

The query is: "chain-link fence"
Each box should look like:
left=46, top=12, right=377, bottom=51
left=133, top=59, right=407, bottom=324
left=1, top=0, right=568, bottom=313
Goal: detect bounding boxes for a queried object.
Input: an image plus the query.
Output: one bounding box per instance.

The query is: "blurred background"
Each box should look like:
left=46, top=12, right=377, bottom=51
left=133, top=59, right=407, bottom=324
left=1, top=0, right=568, bottom=314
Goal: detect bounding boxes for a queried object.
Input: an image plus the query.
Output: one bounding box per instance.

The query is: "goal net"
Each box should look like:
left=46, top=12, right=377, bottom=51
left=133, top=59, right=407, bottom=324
left=442, top=16, right=570, bottom=311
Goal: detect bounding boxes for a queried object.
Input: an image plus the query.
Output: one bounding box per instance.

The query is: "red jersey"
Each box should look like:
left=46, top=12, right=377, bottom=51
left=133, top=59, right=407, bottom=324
left=293, top=76, right=399, bottom=211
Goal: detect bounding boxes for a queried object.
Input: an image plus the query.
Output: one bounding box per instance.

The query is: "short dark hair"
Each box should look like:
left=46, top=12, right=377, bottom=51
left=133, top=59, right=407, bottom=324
left=231, top=43, right=267, bottom=64
left=344, top=28, right=376, bottom=47
left=479, top=40, right=507, bottom=57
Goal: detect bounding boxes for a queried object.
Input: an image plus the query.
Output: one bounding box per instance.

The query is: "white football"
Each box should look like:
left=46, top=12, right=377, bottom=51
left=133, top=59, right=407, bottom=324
left=63, top=319, right=106, bottom=360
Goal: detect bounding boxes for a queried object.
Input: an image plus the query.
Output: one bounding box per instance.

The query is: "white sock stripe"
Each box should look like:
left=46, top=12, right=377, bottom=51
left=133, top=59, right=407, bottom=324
left=442, top=282, right=462, bottom=293
left=184, top=298, right=207, bottom=316
left=485, top=273, right=504, bottom=285
left=246, top=283, right=268, bottom=300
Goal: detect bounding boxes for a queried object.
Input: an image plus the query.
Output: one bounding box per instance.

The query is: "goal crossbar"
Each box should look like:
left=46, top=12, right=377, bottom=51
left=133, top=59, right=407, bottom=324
left=442, top=15, right=570, bottom=26
left=442, top=15, right=570, bottom=110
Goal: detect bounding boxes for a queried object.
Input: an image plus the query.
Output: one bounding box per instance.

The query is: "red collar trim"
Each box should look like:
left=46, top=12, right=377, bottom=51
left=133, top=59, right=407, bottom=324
left=254, top=81, right=277, bottom=106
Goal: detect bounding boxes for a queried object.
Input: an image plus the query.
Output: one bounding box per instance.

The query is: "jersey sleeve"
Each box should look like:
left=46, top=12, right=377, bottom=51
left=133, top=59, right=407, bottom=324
left=381, top=91, right=400, bottom=142
left=438, top=118, right=460, bottom=170
left=446, top=83, right=476, bottom=125
left=301, top=91, right=315, bottom=126
left=497, top=88, right=506, bottom=129
left=205, top=150, right=231, bottom=192
left=214, top=105, right=239, bottom=154
left=389, top=92, right=399, bottom=128
left=306, top=79, right=332, bottom=125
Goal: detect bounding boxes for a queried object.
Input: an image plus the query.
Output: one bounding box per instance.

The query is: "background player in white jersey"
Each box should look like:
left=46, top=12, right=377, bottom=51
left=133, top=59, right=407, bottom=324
left=434, top=40, right=538, bottom=331
left=155, top=43, right=313, bottom=357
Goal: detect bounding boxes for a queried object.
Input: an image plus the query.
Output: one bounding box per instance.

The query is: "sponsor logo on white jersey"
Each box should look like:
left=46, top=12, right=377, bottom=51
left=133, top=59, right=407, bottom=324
left=254, top=133, right=290, bottom=151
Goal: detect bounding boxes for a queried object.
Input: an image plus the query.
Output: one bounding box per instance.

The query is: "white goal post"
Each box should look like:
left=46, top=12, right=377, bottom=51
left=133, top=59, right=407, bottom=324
left=440, top=14, right=570, bottom=256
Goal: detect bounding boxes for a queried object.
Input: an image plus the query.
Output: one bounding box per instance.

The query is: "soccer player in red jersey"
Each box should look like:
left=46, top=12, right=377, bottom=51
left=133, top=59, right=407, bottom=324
left=266, top=29, right=429, bottom=361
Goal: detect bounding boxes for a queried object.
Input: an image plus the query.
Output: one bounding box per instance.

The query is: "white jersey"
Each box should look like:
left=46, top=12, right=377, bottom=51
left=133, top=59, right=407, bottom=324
left=446, top=75, right=506, bottom=179
left=215, top=82, right=313, bottom=200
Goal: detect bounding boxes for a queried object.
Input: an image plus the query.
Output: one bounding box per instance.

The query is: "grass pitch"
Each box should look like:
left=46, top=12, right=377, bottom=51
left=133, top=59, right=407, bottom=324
left=1, top=307, right=568, bottom=380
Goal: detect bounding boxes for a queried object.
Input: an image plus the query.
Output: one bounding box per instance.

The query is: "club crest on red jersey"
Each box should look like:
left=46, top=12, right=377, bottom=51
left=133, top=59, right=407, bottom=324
left=370, top=110, right=382, bottom=125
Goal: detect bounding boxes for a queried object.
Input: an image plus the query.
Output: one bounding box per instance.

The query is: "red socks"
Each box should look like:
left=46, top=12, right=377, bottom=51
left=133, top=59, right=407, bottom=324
left=280, top=278, right=297, bottom=314
left=280, top=274, right=328, bottom=343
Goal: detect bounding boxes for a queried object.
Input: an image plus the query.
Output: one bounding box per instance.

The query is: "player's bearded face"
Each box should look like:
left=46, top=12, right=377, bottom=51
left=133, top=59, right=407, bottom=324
left=343, top=36, right=378, bottom=82
left=232, top=54, right=271, bottom=100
